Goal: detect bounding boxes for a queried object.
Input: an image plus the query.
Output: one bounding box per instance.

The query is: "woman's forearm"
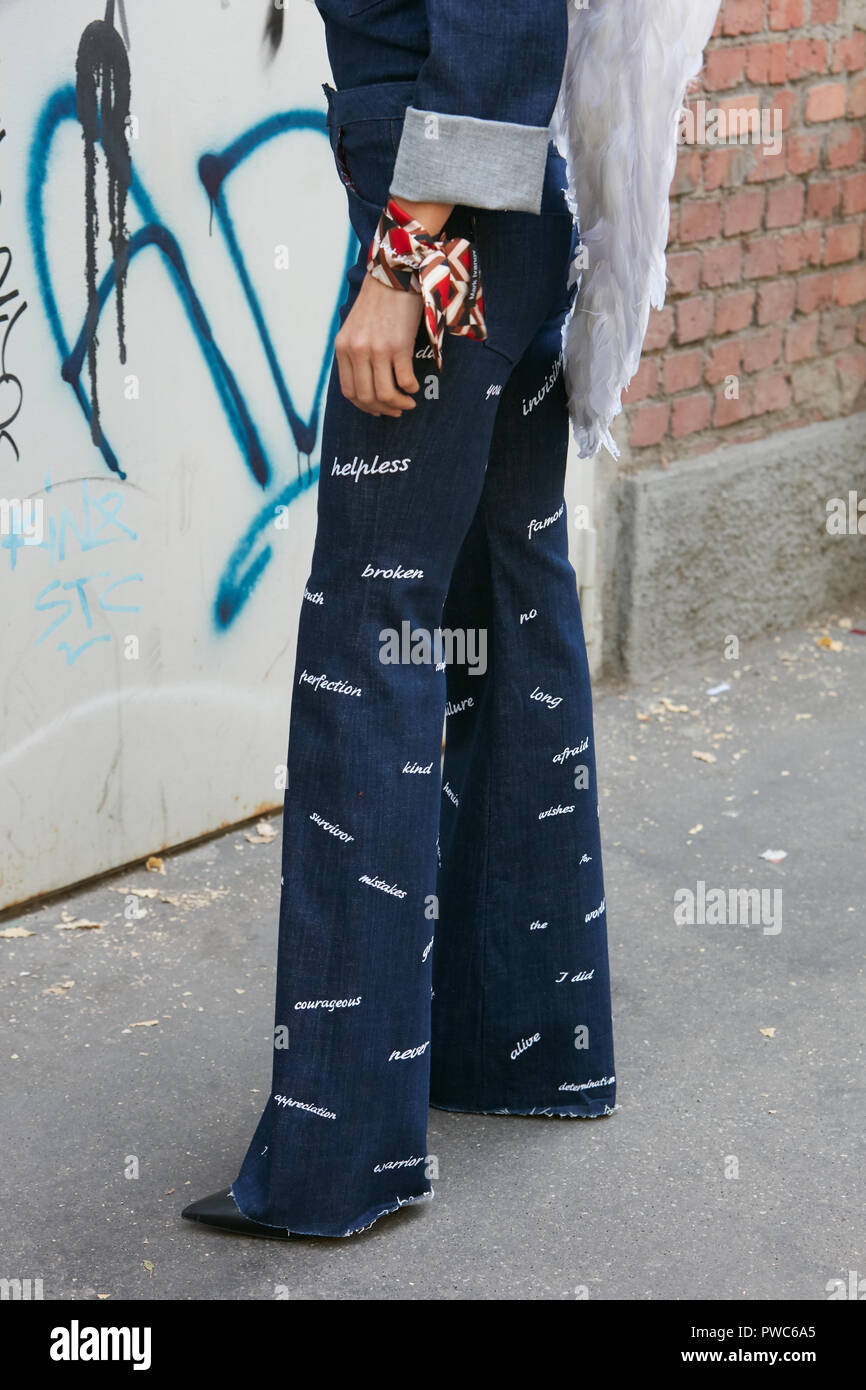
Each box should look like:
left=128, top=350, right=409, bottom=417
left=388, top=196, right=454, bottom=237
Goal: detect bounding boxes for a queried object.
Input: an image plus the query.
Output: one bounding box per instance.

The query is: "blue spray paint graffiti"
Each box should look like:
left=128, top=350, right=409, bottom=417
left=4, top=474, right=143, bottom=665
left=26, top=86, right=356, bottom=637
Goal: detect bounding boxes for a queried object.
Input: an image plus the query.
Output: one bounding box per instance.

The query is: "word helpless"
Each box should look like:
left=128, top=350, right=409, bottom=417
left=331, top=453, right=411, bottom=483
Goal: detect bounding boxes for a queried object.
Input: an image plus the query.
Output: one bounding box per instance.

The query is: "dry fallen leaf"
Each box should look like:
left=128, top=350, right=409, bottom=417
left=142, top=1261, right=154, bottom=1276
left=43, top=980, right=75, bottom=995
left=759, top=1027, right=776, bottom=1039
left=817, top=636, right=843, bottom=652
left=0, top=926, right=34, bottom=939
left=54, top=918, right=104, bottom=931
left=636, top=711, right=651, bottom=722
left=113, top=887, right=160, bottom=898
left=145, top=856, right=166, bottom=874
left=160, top=888, right=229, bottom=910
left=688, top=824, right=703, bottom=835
left=692, top=750, right=717, bottom=763
left=97, top=1294, right=111, bottom=1300
left=127, top=1020, right=160, bottom=1029
left=658, top=697, right=690, bottom=713
left=245, top=820, right=278, bottom=844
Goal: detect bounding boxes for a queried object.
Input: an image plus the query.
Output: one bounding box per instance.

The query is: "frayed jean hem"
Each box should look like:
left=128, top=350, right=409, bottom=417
left=429, top=1100, right=620, bottom=1119
left=229, top=1182, right=435, bottom=1240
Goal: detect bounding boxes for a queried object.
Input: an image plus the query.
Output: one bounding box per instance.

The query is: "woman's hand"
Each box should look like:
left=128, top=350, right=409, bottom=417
left=334, top=272, right=423, bottom=418
left=335, top=195, right=454, bottom=417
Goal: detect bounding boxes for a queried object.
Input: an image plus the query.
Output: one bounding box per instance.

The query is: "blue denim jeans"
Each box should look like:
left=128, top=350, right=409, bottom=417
left=230, top=79, right=616, bottom=1238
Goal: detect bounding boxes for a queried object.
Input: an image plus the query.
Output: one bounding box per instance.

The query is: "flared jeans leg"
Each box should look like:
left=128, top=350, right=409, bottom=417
left=431, top=309, right=616, bottom=1117
left=230, top=325, right=517, bottom=1237
left=230, top=176, right=615, bottom=1239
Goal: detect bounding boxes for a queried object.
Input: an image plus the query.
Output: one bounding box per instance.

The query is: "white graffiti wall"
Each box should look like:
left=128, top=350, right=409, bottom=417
left=0, top=0, right=350, bottom=909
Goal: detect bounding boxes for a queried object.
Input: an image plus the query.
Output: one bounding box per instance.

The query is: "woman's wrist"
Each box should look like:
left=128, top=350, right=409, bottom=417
left=387, top=195, right=454, bottom=237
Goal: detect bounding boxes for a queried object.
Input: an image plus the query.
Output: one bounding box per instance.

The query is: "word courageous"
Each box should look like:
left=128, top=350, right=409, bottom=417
left=531, top=685, right=562, bottom=710
left=362, top=563, right=423, bottom=579
left=298, top=668, right=361, bottom=697
left=358, top=874, right=407, bottom=899
left=309, top=811, right=354, bottom=842
left=378, top=621, right=487, bottom=675
left=674, top=881, right=782, bottom=936
left=49, top=1322, right=151, bottom=1370
left=521, top=349, right=563, bottom=416
left=510, top=1032, right=541, bottom=1060
left=553, top=737, right=589, bottom=764
left=527, top=500, right=564, bottom=540
left=331, top=453, right=410, bottom=482
left=555, top=969, right=595, bottom=983
left=273, top=1093, right=336, bottom=1120
left=294, top=997, right=361, bottom=1012
left=388, top=1040, right=430, bottom=1061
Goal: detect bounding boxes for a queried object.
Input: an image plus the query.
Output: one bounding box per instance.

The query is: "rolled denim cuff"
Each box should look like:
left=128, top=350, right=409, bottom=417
left=389, top=106, right=550, bottom=215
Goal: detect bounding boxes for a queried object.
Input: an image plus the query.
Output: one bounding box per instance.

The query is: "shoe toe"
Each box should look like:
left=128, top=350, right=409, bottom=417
left=181, top=1187, right=292, bottom=1238
left=181, top=1187, right=236, bottom=1222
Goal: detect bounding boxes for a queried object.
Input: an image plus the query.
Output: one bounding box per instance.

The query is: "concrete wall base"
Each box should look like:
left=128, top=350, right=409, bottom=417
left=596, top=413, right=866, bottom=683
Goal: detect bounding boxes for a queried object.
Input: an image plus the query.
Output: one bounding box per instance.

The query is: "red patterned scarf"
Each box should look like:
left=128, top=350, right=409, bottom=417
left=366, top=198, right=487, bottom=370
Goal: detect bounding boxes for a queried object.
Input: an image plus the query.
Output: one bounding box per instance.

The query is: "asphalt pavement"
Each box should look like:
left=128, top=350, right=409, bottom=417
left=1, top=607, right=863, bottom=1300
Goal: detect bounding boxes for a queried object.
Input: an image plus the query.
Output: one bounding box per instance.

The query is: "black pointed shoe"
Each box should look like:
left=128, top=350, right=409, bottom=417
left=181, top=1187, right=293, bottom=1239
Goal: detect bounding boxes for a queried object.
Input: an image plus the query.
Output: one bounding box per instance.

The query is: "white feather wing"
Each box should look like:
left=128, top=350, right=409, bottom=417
left=550, top=0, right=722, bottom=458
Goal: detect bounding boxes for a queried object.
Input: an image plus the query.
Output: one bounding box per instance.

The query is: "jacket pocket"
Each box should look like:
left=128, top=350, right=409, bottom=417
left=327, top=119, right=398, bottom=210
left=318, top=0, right=421, bottom=18
left=325, top=81, right=415, bottom=209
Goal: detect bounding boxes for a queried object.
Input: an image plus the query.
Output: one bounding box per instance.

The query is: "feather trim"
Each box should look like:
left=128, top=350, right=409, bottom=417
left=550, top=0, right=722, bottom=458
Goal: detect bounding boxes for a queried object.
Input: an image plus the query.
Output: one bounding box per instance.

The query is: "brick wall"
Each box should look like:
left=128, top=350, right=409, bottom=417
left=622, top=0, right=866, bottom=465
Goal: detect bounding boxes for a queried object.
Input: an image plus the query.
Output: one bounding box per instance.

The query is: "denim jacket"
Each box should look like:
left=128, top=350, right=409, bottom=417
left=315, top=0, right=723, bottom=460
left=314, top=0, right=567, bottom=215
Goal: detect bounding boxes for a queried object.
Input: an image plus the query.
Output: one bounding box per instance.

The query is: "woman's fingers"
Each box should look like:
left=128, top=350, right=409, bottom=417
left=393, top=350, right=420, bottom=397
left=372, top=349, right=416, bottom=413
left=335, top=274, right=424, bottom=415
left=335, top=347, right=357, bottom=410
left=347, top=354, right=388, bottom=416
